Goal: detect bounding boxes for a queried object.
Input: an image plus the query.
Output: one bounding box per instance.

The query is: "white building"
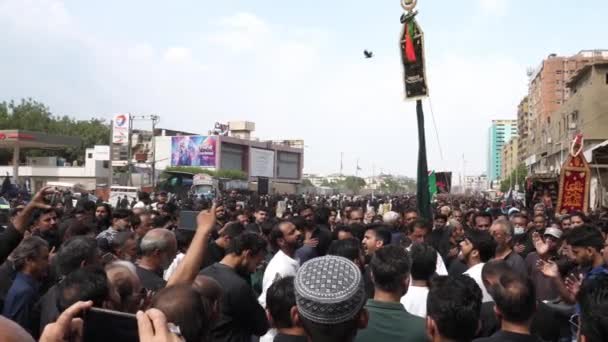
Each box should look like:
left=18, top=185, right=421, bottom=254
left=464, top=174, right=489, bottom=192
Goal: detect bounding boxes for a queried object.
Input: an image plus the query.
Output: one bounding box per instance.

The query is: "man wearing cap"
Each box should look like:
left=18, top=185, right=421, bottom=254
left=355, top=245, right=426, bottom=342
left=382, top=211, right=405, bottom=246
left=294, top=255, right=368, bottom=342
left=524, top=227, right=564, bottom=301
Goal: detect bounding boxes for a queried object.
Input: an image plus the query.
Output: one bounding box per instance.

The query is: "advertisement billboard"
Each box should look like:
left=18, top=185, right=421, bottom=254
left=249, top=148, right=275, bottom=178
left=171, top=136, right=217, bottom=167
left=112, top=114, right=130, bottom=144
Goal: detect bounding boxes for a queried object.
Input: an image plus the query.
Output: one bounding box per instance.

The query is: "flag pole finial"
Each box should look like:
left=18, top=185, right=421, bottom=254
left=401, top=0, right=417, bottom=12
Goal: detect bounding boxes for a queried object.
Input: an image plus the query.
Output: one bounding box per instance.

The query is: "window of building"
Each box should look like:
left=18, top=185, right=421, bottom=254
left=605, top=73, right=608, bottom=84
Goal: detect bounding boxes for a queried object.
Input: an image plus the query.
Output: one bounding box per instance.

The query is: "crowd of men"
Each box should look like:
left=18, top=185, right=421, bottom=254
left=0, top=187, right=607, bottom=342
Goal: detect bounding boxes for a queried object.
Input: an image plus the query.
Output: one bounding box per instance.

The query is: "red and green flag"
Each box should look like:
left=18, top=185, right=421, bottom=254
left=404, top=20, right=417, bottom=63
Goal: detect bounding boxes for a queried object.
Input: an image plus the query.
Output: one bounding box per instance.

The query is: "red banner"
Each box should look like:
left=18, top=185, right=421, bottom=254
left=556, top=149, right=591, bottom=215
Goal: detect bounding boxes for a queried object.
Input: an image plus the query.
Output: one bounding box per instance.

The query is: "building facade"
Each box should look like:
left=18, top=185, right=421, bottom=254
left=464, top=174, right=488, bottom=193
left=527, top=50, right=608, bottom=163
left=501, top=137, right=519, bottom=180
left=487, top=120, right=518, bottom=182
left=517, top=97, right=530, bottom=163
left=529, top=62, right=608, bottom=174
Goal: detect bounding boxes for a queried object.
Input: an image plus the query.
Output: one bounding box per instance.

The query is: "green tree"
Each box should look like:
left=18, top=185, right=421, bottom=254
left=500, top=164, right=528, bottom=193
left=0, top=99, right=110, bottom=163
left=342, top=176, right=366, bottom=194
left=301, top=179, right=314, bottom=187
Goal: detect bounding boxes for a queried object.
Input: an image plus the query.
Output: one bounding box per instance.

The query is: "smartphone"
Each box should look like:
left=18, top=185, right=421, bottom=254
left=83, top=307, right=138, bottom=342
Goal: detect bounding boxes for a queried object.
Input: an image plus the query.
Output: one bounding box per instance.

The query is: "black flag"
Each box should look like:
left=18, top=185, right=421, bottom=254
left=416, top=100, right=432, bottom=221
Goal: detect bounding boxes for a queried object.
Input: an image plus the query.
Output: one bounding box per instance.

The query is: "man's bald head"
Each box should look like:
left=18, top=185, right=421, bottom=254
left=105, top=261, right=142, bottom=313
left=0, top=316, right=35, bottom=342
left=193, top=275, right=222, bottom=304
left=193, top=275, right=222, bottom=321
left=151, top=285, right=210, bottom=342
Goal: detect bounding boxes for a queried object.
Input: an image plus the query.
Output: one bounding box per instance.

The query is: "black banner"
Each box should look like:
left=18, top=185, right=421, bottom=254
left=400, top=14, right=428, bottom=100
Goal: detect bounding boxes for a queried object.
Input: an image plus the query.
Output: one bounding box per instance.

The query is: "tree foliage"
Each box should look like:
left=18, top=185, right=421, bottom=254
left=0, top=99, right=110, bottom=163
left=500, top=164, right=528, bottom=193
left=379, top=176, right=416, bottom=194
left=301, top=179, right=314, bottom=187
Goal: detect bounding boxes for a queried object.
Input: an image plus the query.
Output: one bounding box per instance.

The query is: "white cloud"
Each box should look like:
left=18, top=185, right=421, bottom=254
left=207, top=12, right=271, bottom=52
left=0, top=2, right=529, bottom=177
left=0, top=0, right=72, bottom=34
left=478, top=0, right=508, bottom=15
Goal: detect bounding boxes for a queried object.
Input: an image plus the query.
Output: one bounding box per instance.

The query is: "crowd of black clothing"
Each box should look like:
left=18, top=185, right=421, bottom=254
left=0, top=187, right=608, bottom=342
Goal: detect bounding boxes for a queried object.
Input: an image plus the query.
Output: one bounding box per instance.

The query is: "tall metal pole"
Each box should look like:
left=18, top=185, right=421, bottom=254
left=151, top=115, right=158, bottom=188
left=108, top=120, right=114, bottom=188
left=127, top=114, right=133, bottom=186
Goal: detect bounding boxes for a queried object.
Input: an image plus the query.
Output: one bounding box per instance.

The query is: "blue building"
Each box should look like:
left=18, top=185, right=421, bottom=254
left=487, top=120, right=518, bottom=182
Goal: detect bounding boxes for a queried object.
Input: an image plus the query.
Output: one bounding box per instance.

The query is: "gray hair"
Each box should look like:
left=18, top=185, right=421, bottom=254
left=106, top=260, right=137, bottom=276
left=12, top=236, right=49, bottom=271
left=492, top=219, right=514, bottom=237
left=139, top=229, right=174, bottom=256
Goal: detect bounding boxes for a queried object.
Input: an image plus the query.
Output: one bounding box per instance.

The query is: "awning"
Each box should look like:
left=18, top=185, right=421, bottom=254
left=0, top=130, right=81, bottom=149
left=584, top=139, right=608, bottom=162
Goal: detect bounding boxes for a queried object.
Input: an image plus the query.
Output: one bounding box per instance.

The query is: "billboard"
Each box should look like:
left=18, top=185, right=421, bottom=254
left=112, top=114, right=130, bottom=144
left=171, top=136, right=217, bottom=167
left=250, top=148, right=275, bottom=178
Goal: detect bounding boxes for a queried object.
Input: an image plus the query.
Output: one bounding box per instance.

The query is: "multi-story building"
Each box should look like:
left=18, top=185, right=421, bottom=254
left=501, top=137, right=519, bottom=180
left=517, top=97, right=530, bottom=163
left=487, top=120, right=518, bottom=182
left=463, top=174, right=488, bottom=193
left=529, top=62, right=608, bottom=174
left=527, top=50, right=608, bottom=163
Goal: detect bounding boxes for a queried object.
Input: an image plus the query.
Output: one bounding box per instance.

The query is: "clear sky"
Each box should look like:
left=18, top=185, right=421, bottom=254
left=1, top=0, right=606, bottom=178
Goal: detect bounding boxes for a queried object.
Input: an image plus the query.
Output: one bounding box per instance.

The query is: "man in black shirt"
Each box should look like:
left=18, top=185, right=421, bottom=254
left=200, top=232, right=269, bottom=342
left=246, top=207, right=268, bottom=235
left=136, top=228, right=177, bottom=292
left=200, top=222, right=245, bottom=270
left=474, top=271, right=539, bottom=342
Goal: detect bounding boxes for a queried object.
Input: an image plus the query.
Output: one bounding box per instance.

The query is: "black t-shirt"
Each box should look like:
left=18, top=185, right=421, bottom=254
left=37, top=285, right=59, bottom=332
left=135, top=265, right=166, bottom=292
left=274, top=334, right=308, bottom=342
left=474, top=330, right=541, bottom=342
left=200, top=241, right=225, bottom=270
left=448, top=259, right=468, bottom=276
left=477, top=301, right=499, bottom=338
left=199, top=263, right=269, bottom=342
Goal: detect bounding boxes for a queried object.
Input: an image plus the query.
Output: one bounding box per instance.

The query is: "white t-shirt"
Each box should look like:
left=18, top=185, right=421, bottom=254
left=401, top=285, right=429, bottom=318
left=406, top=247, right=448, bottom=276
left=163, top=252, right=185, bottom=281
left=258, top=250, right=300, bottom=307
left=258, top=250, right=300, bottom=342
left=463, top=262, right=493, bottom=303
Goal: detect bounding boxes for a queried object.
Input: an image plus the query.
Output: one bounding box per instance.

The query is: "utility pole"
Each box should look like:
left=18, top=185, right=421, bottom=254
left=127, top=114, right=161, bottom=188
left=108, top=120, right=114, bottom=188
left=127, top=114, right=133, bottom=186
left=151, top=115, right=159, bottom=188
